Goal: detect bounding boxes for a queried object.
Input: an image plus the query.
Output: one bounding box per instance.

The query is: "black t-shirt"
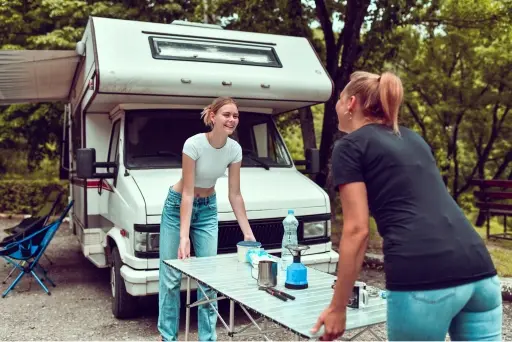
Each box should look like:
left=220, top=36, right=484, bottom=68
left=331, top=124, right=496, bottom=291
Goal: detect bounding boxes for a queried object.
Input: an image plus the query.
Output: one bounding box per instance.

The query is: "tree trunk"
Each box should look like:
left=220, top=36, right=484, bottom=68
left=316, top=98, right=341, bottom=189
left=289, top=0, right=317, bottom=156
left=298, top=107, right=316, bottom=152
left=315, top=0, right=371, bottom=188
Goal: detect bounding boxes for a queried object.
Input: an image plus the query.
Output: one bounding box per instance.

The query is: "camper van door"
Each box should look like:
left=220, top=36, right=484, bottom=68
left=102, top=118, right=122, bottom=221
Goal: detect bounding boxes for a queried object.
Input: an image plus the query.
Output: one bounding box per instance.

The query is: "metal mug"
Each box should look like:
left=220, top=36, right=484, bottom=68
left=251, top=260, right=278, bottom=288
left=348, top=281, right=369, bottom=309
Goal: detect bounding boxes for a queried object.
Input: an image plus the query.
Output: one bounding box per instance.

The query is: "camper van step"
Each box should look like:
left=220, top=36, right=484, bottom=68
left=88, top=254, right=107, bottom=268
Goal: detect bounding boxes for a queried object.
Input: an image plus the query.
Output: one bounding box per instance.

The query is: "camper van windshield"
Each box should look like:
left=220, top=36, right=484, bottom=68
left=124, top=110, right=291, bottom=169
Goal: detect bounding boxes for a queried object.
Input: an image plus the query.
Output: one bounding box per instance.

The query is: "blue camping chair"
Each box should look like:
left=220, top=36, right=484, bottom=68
left=1, top=215, right=48, bottom=285
left=1, top=190, right=64, bottom=275
left=0, top=200, right=74, bottom=298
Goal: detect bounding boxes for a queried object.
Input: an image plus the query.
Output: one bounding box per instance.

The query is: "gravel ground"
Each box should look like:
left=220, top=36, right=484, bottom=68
left=1, top=218, right=510, bottom=341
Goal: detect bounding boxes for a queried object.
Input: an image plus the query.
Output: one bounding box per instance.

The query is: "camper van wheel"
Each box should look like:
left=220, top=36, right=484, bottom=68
left=111, top=246, right=138, bottom=319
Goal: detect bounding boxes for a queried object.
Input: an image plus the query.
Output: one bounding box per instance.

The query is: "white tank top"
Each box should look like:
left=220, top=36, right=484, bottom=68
left=182, top=133, right=242, bottom=188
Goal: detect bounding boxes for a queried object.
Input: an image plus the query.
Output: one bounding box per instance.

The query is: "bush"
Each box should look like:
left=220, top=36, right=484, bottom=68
left=0, top=179, right=69, bottom=215
left=0, top=150, right=60, bottom=181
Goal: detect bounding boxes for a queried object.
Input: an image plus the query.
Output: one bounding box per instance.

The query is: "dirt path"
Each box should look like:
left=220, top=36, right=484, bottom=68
left=1, top=218, right=510, bottom=341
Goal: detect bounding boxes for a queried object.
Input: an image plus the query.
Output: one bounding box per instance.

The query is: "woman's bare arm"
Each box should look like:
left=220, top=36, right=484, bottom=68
left=330, top=182, right=370, bottom=310
left=180, top=154, right=196, bottom=240
left=228, top=161, right=255, bottom=240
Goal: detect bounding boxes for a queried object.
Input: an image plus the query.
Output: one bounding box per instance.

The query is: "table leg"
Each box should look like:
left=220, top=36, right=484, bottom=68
left=344, top=327, right=370, bottom=341
left=368, top=328, right=383, bottom=341
left=185, top=276, right=191, bottom=341
left=229, top=300, right=235, bottom=341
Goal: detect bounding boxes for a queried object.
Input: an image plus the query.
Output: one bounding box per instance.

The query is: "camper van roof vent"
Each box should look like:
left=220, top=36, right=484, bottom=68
left=171, top=20, right=223, bottom=30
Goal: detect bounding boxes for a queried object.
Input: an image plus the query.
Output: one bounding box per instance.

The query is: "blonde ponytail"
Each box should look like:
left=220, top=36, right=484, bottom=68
left=201, top=105, right=213, bottom=127
left=343, top=71, right=404, bottom=135
left=379, top=72, right=403, bottom=134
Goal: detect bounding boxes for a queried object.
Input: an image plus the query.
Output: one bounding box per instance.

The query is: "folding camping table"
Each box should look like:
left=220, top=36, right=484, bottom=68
left=163, top=254, right=387, bottom=341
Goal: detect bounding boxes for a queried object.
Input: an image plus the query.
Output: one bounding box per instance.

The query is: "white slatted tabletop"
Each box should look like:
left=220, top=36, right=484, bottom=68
left=164, top=254, right=386, bottom=340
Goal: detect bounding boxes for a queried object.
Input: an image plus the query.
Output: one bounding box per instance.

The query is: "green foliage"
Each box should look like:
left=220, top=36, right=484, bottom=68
left=0, top=149, right=60, bottom=181
left=0, top=0, right=201, bottom=172
left=0, top=103, right=63, bottom=170
left=276, top=104, right=324, bottom=161
left=0, top=179, right=68, bottom=215
left=0, top=0, right=510, bottom=209
left=390, top=0, right=512, bottom=204
left=276, top=113, right=304, bottom=161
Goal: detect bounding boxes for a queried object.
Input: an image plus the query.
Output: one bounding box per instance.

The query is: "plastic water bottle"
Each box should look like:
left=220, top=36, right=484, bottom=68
left=281, top=209, right=299, bottom=271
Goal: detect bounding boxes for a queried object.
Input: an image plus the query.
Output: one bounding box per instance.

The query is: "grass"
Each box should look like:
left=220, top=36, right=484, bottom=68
left=331, top=212, right=512, bottom=277
left=471, top=214, right=512, bottom=277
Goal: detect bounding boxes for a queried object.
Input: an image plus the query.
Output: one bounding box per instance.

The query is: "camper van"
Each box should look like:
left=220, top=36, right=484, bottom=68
left=0, top=16, right=338, bottom=318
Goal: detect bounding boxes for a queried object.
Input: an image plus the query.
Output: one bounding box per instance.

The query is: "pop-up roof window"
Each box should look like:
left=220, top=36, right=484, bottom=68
left=149, top=37, right=282, bottom=68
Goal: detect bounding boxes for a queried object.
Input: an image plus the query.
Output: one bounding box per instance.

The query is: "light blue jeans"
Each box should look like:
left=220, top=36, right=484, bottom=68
left=387, top=275, right=503, bottom=341
left=158, top=188, right=219, bottom=341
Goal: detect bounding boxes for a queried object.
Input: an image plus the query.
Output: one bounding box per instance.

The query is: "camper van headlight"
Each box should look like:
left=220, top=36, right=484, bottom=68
left=134, top=231, right=148, bottom=252
left=134, top=226, right=160, bottom=252
left=303, top=221, right=327, bottom=239
left=147, top=233, right=160, bottom=251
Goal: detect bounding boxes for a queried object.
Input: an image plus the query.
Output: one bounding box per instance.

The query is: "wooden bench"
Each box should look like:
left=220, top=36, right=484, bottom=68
left=470, top=179, right=512, bottom=240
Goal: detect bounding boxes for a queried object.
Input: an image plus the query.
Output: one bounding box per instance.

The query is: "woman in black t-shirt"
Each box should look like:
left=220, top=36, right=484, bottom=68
left=310, top=71, right=502, bottom=341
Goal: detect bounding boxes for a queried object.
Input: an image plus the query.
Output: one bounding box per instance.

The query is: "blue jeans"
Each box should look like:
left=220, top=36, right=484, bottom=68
left=158, top=188, right=219, bottom=341
left=387, top=275, right=503, bottom=341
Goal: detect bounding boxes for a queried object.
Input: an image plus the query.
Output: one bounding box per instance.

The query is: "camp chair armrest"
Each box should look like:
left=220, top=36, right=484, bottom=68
left=2, top=223, right=54, bottom=249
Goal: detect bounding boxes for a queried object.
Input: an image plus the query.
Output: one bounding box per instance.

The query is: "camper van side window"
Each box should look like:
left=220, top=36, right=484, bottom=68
left=149, top=37, right=282, bottom=68
left=108, top=121, right=121, bottom=173
left=251, top=123, right=289, bottom=165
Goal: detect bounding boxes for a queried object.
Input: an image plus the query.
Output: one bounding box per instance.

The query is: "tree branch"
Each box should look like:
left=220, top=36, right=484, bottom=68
left=335, top=26, right=345, bottom=59
left=405, top=101, right=428, bottom=139
left=493, top=151, right=512, bottom=179
left=421, top=14, right=506, bottom=29
left=448, top=51, right=460, bottom=78
left=457, top=84, right=506, bottom=195
left=498, top=105, right=510, bottom=129
left=314, top=0, right=336, bottom=75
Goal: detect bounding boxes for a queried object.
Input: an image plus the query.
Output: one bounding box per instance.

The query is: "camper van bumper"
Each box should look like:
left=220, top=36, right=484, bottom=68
left=119, top=250, right=339, bottom=296
left=120, top=266, right=160, bottom=296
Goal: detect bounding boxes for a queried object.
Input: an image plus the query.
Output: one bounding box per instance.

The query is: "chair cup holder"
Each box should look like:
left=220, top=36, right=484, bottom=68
left=19, top=242, right=32, bottom=258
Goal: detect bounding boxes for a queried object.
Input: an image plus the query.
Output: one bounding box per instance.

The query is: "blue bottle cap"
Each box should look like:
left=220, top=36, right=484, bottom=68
left=236, top=241, right=262, bottom=247
left=288, top=209, right=294, bottom=215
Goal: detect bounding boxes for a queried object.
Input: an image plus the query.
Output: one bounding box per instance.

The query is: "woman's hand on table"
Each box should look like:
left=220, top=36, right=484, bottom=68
left=178, top=237, right=191, bottom=259
left=244, top=232, right=256, bottom=242
left=310, top=305, right=346, bottom=341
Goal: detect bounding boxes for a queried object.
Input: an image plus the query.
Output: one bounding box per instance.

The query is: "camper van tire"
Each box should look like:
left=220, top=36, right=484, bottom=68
left=111, top=246, right=138, bottom=319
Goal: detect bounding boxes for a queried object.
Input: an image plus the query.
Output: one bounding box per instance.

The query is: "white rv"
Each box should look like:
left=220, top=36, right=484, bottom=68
left=0, top=17, right=338, bottom=318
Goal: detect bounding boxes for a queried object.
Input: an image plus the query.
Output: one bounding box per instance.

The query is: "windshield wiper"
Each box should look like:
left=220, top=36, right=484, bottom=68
left=131, top=150, right=180, bottom=158
left=242, top=149, right=270, bottom=170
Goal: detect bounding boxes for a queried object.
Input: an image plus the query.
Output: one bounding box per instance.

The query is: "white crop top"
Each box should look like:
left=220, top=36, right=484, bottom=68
left=182, top=133, right=243, bottom=188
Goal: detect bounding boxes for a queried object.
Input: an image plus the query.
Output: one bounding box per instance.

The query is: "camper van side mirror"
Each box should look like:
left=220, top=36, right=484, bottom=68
left=76, top=148, right=116, bottom=179
left=305, top=148, right=320, bottom=174
left=77, top=149, right=96, bottom=179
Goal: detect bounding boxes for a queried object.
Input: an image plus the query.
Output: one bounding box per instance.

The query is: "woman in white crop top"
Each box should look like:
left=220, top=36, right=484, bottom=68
left=158, top=97, right=257, bottom=341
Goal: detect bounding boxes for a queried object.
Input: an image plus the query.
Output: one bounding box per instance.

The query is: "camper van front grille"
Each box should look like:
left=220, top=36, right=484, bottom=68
left=134, top=214, right=330, bottom=259
left=217, top=218, right=286, bottom=254
left=216, top=214, right=330, bottom=254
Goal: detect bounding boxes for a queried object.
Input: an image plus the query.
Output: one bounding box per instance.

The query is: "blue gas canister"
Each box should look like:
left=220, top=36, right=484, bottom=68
left=284, top=244, right=310, bottom=290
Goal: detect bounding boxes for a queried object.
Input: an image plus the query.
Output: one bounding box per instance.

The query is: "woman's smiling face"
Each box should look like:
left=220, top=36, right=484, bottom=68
left=210, top=103, right=239, bottom=135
